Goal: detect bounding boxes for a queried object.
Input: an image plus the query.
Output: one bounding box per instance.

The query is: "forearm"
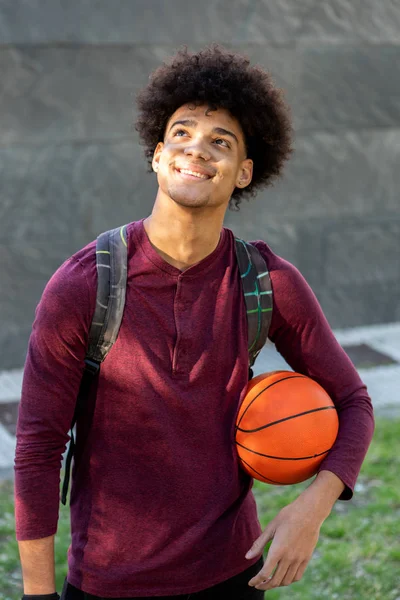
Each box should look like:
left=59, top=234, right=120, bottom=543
left=296, top=469, right=345, bottom=520
left=18, top=535, right=56, bottom=594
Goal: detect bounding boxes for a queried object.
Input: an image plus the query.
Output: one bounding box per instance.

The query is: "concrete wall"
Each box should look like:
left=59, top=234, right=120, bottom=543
left=1, top=1, right=400, bottom=369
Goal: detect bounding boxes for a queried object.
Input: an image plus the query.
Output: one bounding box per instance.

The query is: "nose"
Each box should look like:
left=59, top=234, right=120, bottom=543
left=183, top=139, right=211, bottom=161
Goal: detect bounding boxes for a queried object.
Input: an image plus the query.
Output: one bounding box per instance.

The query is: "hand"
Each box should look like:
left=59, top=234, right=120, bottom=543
left=245, top=495, right=325, bottom=591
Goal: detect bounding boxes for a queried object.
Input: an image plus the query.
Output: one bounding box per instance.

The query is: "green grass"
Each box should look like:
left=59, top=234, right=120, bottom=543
left=1, top=418, right=399, bottom=599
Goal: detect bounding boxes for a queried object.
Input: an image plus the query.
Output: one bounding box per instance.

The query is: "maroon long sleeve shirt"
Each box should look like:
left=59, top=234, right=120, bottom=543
left=14, top=219, right=374, bottom=597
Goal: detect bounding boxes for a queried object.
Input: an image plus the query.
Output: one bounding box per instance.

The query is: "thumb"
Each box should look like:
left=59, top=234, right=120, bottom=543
left=245, top=522, right=275, bottom=559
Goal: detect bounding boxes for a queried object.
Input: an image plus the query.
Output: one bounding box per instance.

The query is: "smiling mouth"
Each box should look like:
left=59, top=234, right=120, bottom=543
left=175, top=167, right=212, bottom=181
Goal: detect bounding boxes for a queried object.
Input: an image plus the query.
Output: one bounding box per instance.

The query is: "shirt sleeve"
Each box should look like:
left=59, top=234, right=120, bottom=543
left=14, top=254, right=95, bottom=540
left=253, top=241, right=375, bottom=500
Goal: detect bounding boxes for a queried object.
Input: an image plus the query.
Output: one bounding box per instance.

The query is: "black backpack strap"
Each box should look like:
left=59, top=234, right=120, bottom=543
left=86, top=225, right=129, bottom=364
left=61, top=225, right=128, bottom=505
left=235, top=238, right=273, bottom=379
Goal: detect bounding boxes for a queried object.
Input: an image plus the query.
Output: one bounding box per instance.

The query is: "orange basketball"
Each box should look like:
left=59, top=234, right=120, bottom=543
left=235, top=370, right=339, bottom=485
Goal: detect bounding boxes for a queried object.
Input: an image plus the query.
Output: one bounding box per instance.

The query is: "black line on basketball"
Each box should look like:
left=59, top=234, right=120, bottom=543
left=239, top=457, right=284, bottom=485
left=237, top=374, right=307, bottom=429
left=236, top=440, right=332, bottom=461
left=239, top=457, right=288, bottom=485
left=236, top=405, right=336, bottom=434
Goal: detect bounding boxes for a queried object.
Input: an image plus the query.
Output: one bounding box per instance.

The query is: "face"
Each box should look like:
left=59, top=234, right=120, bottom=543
left=152, top=104, right=253, bottom=210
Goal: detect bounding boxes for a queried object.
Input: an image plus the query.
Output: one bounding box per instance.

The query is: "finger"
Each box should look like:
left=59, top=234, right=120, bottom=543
left=245, top=524, right=274, bottom=559
left=248, top=536, right=280, bottom=587
left=256, top=560, right=291, bottom=590
left=292, top=560, right=308, bottom=584
left=281, top=562, right=301, bottom=587
left=248, top=552, right=279, bottom=588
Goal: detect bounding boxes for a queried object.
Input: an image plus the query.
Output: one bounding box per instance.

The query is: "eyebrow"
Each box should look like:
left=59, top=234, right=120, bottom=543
left=168, top=119, right=239, bottom=145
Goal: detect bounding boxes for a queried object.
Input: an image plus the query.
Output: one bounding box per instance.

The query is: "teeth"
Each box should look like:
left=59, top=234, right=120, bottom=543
left=179, top=168, right=209, bottom=179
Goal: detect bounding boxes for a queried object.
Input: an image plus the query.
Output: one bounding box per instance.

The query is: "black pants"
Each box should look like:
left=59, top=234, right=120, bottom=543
left=61, top=557, right=265, bottom=600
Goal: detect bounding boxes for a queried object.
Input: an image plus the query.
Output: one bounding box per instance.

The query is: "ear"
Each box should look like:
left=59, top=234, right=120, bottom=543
left=236, top=158, right=253, bottom=189
left=152, top=142, right=164, bottom=173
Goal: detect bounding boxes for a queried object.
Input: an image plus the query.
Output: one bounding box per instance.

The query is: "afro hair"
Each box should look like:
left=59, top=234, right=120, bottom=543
left=135, top=45, right=293, bottom=209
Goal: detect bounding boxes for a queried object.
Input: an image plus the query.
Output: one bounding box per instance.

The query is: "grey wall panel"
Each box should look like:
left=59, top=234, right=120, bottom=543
left=0, top=44, right=299, bottom=146
left=0, top=138, right=157, bottom=369
left=2, top=1, right=399, bottom=46
left=299, top=0, right=400, bottom=44
left=0, top=242, right=66, bottom=370
left=296, top=46, right=400, bottom=131
left=324, top=221, right=400, bottom=286
left=0, top=0, right=315, bottom=45
left=223, top=215, right=327, bottom=291
left=224, top=213, right=400, bottom=297
left=0, top=45, right=159, bottom=145
left=0, top=141, right=152, bottom=249
left=4, top=42, right=399, bottom=145
left=315, top=281, right=400, bottom=329
left=224, top=129, right=400, bottom=232
left=1, top=2, right=400, bottom=369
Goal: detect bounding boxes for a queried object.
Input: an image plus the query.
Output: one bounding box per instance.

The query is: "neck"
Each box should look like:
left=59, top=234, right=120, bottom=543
left=144, top=193, right=227, bottom=271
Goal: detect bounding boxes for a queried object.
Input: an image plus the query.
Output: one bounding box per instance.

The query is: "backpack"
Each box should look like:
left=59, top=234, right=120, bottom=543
left=61, top=225, right=273, bottom=505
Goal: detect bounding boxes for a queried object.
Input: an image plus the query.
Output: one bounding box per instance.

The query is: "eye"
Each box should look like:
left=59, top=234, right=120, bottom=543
left=173, top=128, right=189, bottom=137
left=214, top=138, right=230, bottom=148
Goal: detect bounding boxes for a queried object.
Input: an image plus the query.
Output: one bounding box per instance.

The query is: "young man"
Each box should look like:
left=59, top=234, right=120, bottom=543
left=15, top=45, right=374, bottom=599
